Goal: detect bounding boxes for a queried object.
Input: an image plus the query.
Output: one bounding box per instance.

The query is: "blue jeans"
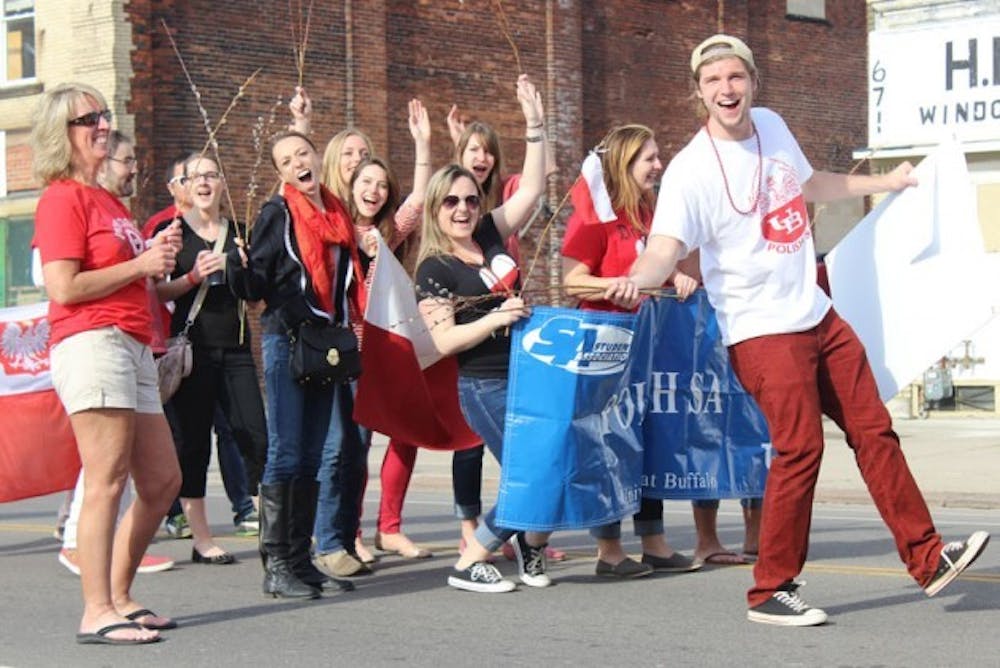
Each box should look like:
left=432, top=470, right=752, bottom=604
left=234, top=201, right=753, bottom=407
left=590, top=497, right=665, bottom=540
left=458, top=375, right=516, bottom=552
left=215, top=405, right=255, bottom=522
left=260, top=334, right=368, bottom=554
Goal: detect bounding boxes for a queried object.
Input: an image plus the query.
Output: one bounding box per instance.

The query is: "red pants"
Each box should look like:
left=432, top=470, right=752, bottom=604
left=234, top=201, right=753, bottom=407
left=728, top=310, right=943, bottom=607
left=376, top=439, right=418, bottom=534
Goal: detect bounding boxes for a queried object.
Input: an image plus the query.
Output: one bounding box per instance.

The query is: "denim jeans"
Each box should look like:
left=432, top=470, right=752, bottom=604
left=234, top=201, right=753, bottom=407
left=452, top=444, right=484, bottom=519
left=589, top=497, right=666, bottom=539
left=458, top=375, right=516, bottom=552
left=261, top=334, right=369, bottom=554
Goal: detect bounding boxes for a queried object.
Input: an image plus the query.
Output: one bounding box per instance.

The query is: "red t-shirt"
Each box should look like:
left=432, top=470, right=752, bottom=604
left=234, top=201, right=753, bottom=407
left=143, top=204, right=179, bottom=240
left=562, top=208, right=651, bottom=313
left=33, top=180, right=153, bottom=346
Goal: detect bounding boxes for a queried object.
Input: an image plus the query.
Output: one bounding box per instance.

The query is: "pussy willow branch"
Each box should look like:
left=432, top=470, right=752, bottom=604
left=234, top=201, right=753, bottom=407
left=290, top=0, right=314, bottom=88
left=160, top=19, right=259, bottom=242
left=490, top=0, right=523, bottom=74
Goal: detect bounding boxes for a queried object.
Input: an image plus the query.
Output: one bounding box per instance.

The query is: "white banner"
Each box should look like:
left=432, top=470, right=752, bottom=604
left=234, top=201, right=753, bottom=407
left=869, top=19, right=1000, bottom=149
left=826, top=141, right=997, bottom=400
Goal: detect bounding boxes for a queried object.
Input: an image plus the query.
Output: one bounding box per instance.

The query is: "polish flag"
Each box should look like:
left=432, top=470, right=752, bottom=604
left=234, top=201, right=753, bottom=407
left=0, top=302, right=80, bottom=503
left=570, top=151, right=617, bottom=225
left=353, top=235, right=480, bottom=450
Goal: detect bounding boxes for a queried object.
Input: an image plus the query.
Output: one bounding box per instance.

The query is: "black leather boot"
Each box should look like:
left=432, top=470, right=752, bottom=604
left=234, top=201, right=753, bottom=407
left=259, top=482, right=320, bottom=599
left=289, top=477, right=354, bottom=593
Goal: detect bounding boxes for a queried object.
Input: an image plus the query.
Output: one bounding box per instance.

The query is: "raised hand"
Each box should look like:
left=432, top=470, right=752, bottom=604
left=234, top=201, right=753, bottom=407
left=446, top=104, right=466, bottom=146
left=515, top=74, right=544, bottom=129
left=408, top=98, right=431, bottom=145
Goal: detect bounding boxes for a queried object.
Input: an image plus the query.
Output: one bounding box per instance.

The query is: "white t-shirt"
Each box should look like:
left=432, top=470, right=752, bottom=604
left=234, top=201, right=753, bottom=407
left=650, top=107, right=831, bottom=346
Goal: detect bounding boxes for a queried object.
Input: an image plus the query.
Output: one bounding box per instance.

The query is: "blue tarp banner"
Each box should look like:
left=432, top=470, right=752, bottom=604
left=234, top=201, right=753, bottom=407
left=637, top=295, right=770, bottom=501
left=496, top=293, right=770, bottom=531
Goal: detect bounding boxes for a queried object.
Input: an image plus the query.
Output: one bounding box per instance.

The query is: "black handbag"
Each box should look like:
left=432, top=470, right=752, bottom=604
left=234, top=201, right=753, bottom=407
left=289, top=321, right=361, bottom=386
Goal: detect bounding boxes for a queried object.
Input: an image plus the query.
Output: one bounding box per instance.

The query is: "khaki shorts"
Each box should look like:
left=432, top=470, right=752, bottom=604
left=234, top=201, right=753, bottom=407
left=50, top=326, right=162, bottom=416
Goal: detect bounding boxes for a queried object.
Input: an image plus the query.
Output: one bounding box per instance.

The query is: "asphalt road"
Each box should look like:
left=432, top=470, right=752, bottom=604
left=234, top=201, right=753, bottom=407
left=2, top=478, right=998, bottom=667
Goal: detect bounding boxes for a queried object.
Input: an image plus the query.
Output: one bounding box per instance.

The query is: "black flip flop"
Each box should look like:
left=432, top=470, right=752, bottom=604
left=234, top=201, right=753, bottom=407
left=75, top=621, right=162, bottom=645
left=125, top=608, right=178, bottom=630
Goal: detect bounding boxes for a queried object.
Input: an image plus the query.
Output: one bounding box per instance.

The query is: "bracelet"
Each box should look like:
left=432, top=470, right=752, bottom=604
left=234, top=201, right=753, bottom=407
left=526, top=122, right=543, bottom=129
left=525, top=134, right=544, bottom=143
left=185, top=272, right=199, bottom=286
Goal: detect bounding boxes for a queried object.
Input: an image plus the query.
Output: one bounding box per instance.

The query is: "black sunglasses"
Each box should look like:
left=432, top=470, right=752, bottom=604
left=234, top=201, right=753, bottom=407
left=442, top=195, right=481, bottom=210
left=67, top=109, right=113, bottom=127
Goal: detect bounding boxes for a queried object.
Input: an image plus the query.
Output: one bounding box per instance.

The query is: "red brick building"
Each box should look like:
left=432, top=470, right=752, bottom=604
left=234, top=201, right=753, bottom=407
left=2, top=1, right=867, bottom=304
left=121, top=1, right=866, bottom=288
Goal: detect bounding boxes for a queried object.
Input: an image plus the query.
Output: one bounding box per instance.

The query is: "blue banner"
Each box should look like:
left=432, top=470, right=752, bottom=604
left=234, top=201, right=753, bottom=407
left=637, top=295, right=770, bottom=501
left=497, top=307, right=644, bottom=531
left=496, top=293, right=771, bottom=531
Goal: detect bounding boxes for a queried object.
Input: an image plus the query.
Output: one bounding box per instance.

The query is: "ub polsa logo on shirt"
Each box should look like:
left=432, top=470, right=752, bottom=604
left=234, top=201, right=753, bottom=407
left=759, top=161, right=811, bottom=254
left=521, top=315, right=633, bottom=376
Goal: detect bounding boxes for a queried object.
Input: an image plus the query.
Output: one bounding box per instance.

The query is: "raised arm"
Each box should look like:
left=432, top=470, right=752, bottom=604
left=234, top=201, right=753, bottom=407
left=401, top=98, right=432, bottom=209
left=802, top=161, right=916, bottom=203
left=492, top=75, right=546, bottom=241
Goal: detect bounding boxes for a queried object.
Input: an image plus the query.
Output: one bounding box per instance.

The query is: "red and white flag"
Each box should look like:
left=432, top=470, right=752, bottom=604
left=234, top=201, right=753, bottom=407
left=353, top=235, right=480, bottom=450
left=570, top=151, right=617, bottom=226
left=0, top=302, right=80, bottom=503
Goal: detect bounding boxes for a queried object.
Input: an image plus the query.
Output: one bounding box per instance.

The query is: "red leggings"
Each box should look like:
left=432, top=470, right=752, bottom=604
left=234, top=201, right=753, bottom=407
left=728, top=310, right=943, bottom=607
left=375, top=439, right=418, bottom=534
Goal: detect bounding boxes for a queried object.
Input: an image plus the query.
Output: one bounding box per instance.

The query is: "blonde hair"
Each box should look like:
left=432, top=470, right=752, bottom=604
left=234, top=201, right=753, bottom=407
left=321, top=128, right=374, bottom=202
left=30, top=82, right=109, bottom=185
left=455, top=122, right=504, bottom=211
left=416, top=164, right=482, bottom=269
left=599, top=124, right=657, bottom=234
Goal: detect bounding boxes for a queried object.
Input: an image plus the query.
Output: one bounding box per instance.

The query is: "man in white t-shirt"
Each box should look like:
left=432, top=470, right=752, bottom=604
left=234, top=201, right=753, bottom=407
left=612, top=34, right=990, bottom=627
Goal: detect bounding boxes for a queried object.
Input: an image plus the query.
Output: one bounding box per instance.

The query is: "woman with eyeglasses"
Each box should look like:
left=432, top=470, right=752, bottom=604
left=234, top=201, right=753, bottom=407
left=229, top=129, right=367, bottom=599
left=415, top=75, right=552, bottom=592
left=32, top=82, right=181, bottom=644
left=152, top=153, right=268, bottom=569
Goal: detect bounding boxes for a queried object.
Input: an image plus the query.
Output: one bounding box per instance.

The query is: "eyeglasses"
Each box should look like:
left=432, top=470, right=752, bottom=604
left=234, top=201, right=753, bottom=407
left=167, top=175, right=188, bottom=186
left=441, top=195, right=481, bottom=210
left=67, top=109, right=113, bottom=127
left=109, top=156, right=138, bottom=167
left=188, top=171, right=222, bottom=182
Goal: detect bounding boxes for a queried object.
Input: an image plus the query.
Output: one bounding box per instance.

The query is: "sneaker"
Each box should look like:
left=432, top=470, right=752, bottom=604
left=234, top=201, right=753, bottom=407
left=234, top=510, right=260, bottom=537
left=164, top=513, right=192, bottom=539
left=447, top=561, right=516, bottom=593
left=58, top=547, right=81, bottom=575
left=924, top=530, right=990, bottom=597
left=747, top=581, right=828, bottom=627
left=137, top=553, right=175, bottom=574
left=511, top=533, right=551, bottom=588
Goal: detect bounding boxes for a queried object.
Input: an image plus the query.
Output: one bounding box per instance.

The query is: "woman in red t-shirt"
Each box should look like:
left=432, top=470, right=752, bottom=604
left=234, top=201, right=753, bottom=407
left=31, top=83, right=182, bottom=645
left=561, top=124, right=702, bottom=579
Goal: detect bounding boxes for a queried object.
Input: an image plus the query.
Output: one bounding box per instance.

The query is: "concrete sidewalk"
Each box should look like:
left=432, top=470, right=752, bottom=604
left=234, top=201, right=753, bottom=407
left=367, top=416, right=1000, bottom=510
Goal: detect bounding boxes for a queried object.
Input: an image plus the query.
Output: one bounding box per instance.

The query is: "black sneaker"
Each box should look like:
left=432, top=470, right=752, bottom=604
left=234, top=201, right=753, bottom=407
left=511, top=533, right=551, bottom=588
left=747, top=581, right=828, bottom=627
left=924, top=530, right=990, bottom=597
left=447, top=561, right=516, bottom=593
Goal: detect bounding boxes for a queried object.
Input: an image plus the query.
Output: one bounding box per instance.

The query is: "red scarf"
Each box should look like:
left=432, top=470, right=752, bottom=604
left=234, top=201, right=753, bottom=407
left=282, top=182, right=366, bottom=318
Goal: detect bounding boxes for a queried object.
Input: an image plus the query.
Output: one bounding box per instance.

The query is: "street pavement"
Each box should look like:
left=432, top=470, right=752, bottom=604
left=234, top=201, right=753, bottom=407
left=1, top=417, right=998, bottom=667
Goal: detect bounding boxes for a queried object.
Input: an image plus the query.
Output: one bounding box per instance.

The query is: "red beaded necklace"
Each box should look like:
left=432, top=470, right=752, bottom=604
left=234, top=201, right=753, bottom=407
left=705, top=121, right=762, bottom=216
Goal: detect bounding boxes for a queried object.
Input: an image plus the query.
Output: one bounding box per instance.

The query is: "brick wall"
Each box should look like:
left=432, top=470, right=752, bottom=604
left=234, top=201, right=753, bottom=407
left=125, top=0, right=870, bottom=286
